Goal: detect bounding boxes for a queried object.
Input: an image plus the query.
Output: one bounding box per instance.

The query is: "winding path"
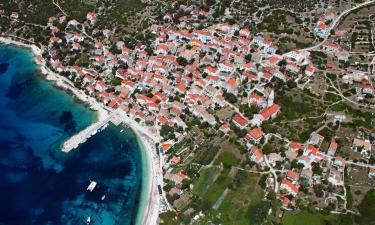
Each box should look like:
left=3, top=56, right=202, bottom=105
left=325, top=75, right=375, bottom=110
left=52, top=0, right=68, bottom=16
left=283, top=0, right=375, bottom=55
left=263, top=134, right=279, bottom=193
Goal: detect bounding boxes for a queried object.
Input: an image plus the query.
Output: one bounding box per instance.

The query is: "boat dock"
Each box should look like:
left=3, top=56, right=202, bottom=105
left=61, top=111, right=117, bottom=152
left=62, top=109, right=160, bottom=152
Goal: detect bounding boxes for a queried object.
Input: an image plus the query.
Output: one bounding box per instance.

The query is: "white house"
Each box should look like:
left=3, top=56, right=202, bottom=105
left=218, top=62, right=235, bottom=73
left=192, top=30, right=212, bottom=43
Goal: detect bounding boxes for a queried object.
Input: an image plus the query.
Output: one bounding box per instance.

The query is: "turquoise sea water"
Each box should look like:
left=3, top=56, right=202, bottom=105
left=0, top=45, right=144, bottom=225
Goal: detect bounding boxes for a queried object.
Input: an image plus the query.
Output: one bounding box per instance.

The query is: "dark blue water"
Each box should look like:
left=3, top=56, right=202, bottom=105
left=0, top=45, right=143, bottom=225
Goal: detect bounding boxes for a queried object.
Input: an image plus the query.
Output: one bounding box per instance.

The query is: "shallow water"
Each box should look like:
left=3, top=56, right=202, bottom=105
left=0, top=45, right=143, bottom=225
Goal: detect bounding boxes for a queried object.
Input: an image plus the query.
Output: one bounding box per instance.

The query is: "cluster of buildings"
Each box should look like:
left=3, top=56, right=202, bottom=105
left=357, top=83, right=375, bottom=97
left=248, top=127, right=375, bottom=210
left=0, top=9, right=19, bottom=26
left=39, top=10, right=324, bottom=148
left=314, top=12, right=336, bottom=38
left=11, top=10, right=335, bottom=208
left=2, top=6, right=374, bottom=215
left=321, top=40, right=350, bottom=62
left=320, top=41, right=375, bottom=98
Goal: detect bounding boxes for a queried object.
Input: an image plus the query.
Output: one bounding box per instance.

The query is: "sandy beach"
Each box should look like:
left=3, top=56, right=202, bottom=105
left=134, top=130, right=160, bottom=225
left=115, top=111, right=161, bottom=225
left=0, top=36, right=161, bottom=225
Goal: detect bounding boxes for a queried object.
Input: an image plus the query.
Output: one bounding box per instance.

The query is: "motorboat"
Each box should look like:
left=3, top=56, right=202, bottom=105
left=87, top=181, right=97, bottom=192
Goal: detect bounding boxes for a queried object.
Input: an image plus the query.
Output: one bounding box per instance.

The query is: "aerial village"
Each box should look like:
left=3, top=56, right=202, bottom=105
left=1, top=6, right=375, bottom=218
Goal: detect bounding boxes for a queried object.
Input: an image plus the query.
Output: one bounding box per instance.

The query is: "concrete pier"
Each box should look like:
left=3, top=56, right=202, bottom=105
left=62, top=112, right=114, bottom=152
left=62, top=109, right=160, bottom=152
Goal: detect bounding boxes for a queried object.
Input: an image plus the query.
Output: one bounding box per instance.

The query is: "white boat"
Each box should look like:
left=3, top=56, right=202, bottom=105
left=86, top=216, right=91, bottom=225
left=101, top=194, right=106, bottom=200
left=120, top=129, right=124, bottom=133
left=87, top=181, right=97, bottom=192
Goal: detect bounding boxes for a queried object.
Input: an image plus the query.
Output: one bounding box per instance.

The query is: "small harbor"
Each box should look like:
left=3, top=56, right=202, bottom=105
left=62, top=109, right=160, bottom=152
left=0, top=44, right=144, bottom=225
left=61, top=112, right=111, bottom=152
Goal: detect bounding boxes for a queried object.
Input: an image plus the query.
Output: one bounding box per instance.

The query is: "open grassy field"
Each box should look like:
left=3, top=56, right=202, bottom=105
left=283, top=210, right=330, bottom=225
left=202, top=168, right=233, bottom=206
left=282, top=210, right=354, bottom=225
left=195, top=170, right=267, bottom=225
left=193, top=166, right=221, bottom=196
left=214, top=151, right=240, bottom=168
left=216, top=171, right=266, bottom=225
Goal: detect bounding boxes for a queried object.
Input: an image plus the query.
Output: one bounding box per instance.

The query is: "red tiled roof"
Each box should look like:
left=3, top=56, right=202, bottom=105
left=306, top=66, right=315, bottom=72
left=360, top=84, right=375, bottom=90
left=289, top=141, right=304, bottom=151
left=279, top=196, right=290, bottom=207
left=193, top=30, right=211, bottom=36
left=323, top=41, right=340, bottom=49
left=250, top=93, right=261, bottom=100
left=176, top=171, right=187, bottom=180
left=259, top=104, right=280, bottom=120
left=269, top=56, right=279, bottom=64
left=287, top=170, right=298, bottom=181
left=329, top=139, right=338, bottom=150
left=308, top=145, right=318, bottom=154
left=171, top=156, right=180, bottom=165
left=219, top=123, right=230, bottom=132
left=249, top=127, right=263, bottom=140
left=263, top=72, right=272, bottom=79
left=232, top=114, right=249, bottom=127
left=161, top=143, right=171, bottom=152
left=157, top=44, right=169, bottom=51
left=317, top=22, right=327, bottom=29
left=282, top=179, right=299, bottom=194
left=227, top=78, right=237, bottom=86
left=250, top=146, right=264, bottom=162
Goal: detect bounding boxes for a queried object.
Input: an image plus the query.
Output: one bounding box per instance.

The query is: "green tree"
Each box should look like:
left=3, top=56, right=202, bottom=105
left=160, top=124, right=174, bottom=138
left=111, top=78, right=121, bottom=86
left=176, top=56, right=188, bottom=66
left=245, top=53, right=252, bottom=62
left=224, top=92, right=238, bottom=103
left=248, top=201, right=269, bottom=225
left=356, top=189, right=375, bottom=225
left=263, top=143, right=274, bottom=154
left=267, top=190, right=277, bottom=200
left=287, top=80, right=297, bottom=88
left=312, top=162, right=323, bottom=175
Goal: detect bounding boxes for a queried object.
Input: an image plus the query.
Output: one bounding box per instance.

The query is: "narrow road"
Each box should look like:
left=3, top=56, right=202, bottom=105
left=52, top=0, right=68, bottom=16
left=345, top=160, right=375, bottom=169
left=233, top=166, right=271, bottom=174
left=263, top=155, right=279, bottom=192
left=24, top=22, right=46, bottom=29
left=283, top=0, right=375, bottom=55
left=326, top=76, right=375, bottom=109
left=263, top=134, right=279, bottom=192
